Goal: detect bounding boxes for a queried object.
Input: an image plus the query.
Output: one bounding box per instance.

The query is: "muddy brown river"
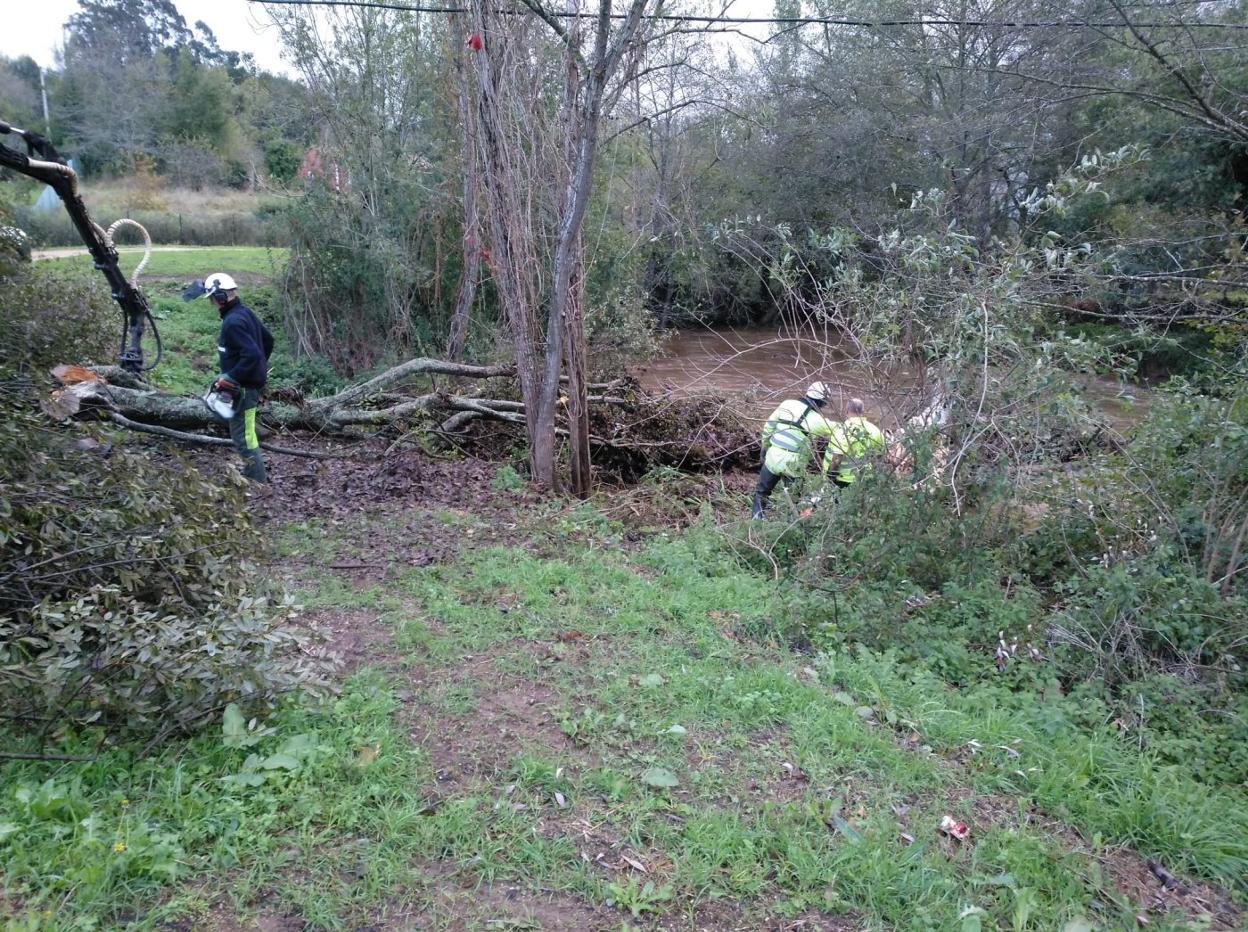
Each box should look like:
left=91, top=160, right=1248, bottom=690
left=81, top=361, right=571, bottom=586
left=635, top=327, right=1145, bottom=430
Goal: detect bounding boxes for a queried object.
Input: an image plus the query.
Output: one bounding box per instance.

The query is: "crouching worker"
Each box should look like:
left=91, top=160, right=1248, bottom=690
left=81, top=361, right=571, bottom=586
left=753, top=381, right=836, bottom=519
left=185, top=272, right=274, bottom=483
left=823, top=397, right=885, bottom=489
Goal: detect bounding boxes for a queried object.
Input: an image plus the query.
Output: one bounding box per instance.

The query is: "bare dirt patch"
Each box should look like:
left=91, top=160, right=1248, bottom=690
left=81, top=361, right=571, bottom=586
left=687, top=901, right=867, bottom=931
left=167, top=904, right=304, bottom=932
left=765, top=911, right=867, bottom=931
left=388, top=882, right=610, bottom=930
left=255, top=447, right=551, bottom=578
left=409, top=670, right=588, bottom=792
left=301, top=607, right=395, bottom=671
left=1100, top=847, right=1243, bottom=931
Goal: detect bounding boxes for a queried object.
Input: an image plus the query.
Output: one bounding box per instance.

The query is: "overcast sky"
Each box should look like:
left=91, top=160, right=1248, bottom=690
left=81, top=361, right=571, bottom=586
left=2, top=0, right=780, bottom=83
left=1, top=0, right=292, bottom=76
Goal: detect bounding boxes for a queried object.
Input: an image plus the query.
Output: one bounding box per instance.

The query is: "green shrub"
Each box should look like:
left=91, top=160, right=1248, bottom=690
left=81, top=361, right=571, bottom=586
left=0, top=224, right=31, bottom=273
left=264, top=138, right=302, bottom=184
left=1116, top=674, right=1248, bottom=787
left=269, top=349, right=343, bottom=397
left=1052, top=549, right=1248, bottom=676
left=279, top=188, right=441, bottom=373
left=491, top=464, right=525, bottom=492
left=0, top=261, right=116, bottom=374
left=0, top=392, right=331, bottom=737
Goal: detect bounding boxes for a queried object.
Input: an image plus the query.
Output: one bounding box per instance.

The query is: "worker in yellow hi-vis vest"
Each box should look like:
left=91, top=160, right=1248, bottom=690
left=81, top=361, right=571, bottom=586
left=823, top=397, right=885, bottom=488
left=753, top=381, right=837, bottom=519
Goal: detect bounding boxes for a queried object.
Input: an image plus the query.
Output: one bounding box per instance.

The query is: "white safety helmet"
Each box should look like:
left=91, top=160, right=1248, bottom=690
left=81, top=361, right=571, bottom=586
left=805, top=381, right=829, bottom=402
left=203, top=272, right=238, bottom=299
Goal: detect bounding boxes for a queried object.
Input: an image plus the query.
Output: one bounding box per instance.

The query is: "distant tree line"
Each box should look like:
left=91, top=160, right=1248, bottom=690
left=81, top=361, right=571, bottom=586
left=0, top=0, right=310, bottom=188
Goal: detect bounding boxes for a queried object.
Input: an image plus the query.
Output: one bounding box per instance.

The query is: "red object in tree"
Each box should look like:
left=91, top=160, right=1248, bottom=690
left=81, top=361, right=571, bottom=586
left=468, top=33, right=483, bottom=51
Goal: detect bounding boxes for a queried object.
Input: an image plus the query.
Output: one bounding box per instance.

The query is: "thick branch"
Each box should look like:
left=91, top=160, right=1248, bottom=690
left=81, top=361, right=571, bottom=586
left=1107, top=0, right=1248, bottom=142
left=314, top=357, right=515, bottom=410
left=106, top=412, right=352, bottom=459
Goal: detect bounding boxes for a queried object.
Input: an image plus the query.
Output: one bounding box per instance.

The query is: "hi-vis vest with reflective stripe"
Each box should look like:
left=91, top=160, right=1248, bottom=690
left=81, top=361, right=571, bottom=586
left=823, top=416, right=885, bottom=482
left=761, top=398, right=835, bottom=474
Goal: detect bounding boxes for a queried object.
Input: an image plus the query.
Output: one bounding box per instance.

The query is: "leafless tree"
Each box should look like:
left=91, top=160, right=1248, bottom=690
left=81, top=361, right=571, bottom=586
left=467, top=0, right=653, bottom=492
left=447, top=15, right=484, bottom=362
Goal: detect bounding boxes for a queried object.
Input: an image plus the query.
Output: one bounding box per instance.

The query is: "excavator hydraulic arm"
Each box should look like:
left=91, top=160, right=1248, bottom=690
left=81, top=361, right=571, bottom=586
left=1, top=119, right=155, bottom=373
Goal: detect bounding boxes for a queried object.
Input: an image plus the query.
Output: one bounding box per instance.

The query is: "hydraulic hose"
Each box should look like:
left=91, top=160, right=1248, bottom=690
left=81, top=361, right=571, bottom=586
left=105, top=218, right=153, bottom=285
left=104, top=217, right=162, bottom=370
left=2, top=119, right=160, bottom=373
left=141, top=308, right=163, bottom=372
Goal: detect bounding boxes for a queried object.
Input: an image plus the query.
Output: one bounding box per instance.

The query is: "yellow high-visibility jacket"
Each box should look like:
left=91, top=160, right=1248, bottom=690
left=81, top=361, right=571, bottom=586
left=823, top=416, right=885, bottom=484
left=760, top=398, right=836, bottom=478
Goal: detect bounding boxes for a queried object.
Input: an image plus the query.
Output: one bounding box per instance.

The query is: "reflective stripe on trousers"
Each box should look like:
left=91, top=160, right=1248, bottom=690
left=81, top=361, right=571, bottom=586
left=228, top=387, right=262, bottom=454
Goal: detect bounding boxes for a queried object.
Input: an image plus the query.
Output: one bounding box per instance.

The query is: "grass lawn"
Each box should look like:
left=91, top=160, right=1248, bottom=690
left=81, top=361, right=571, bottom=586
left=2, top=487, right=1243, bottom=931
left=36, top=245, right=288, bottom=282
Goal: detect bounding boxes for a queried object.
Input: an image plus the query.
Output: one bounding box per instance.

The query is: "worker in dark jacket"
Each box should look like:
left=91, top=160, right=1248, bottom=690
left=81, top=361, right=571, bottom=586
left=195, top=272, right=274, bottom=483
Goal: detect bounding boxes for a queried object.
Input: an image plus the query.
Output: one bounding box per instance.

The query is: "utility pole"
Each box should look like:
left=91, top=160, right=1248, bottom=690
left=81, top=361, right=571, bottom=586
left=39, top=67, right=51, bottom=138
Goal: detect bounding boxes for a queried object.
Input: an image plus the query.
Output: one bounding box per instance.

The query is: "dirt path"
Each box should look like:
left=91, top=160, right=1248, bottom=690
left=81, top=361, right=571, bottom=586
left=31, top=245, right=201, bottom=260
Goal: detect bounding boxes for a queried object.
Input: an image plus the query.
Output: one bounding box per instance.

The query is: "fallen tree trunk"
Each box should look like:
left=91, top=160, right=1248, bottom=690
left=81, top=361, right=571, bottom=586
left=50, top=357, right=760, bottom=476
left=73, top=382, right=526, bottom=432
left=61, top=358, right=525, bottom=432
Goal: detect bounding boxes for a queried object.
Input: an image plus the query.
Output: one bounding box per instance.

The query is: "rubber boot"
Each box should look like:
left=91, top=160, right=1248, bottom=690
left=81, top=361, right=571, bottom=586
left=751, top=491, right=766, bottom=520
left=242, top=448, right=268, bottom=483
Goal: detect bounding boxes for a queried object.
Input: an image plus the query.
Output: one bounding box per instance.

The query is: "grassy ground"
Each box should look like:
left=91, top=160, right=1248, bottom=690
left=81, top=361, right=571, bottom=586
left=35, top=246, right=288, bottom=282
left=1, top=470, right=1243, bottom=931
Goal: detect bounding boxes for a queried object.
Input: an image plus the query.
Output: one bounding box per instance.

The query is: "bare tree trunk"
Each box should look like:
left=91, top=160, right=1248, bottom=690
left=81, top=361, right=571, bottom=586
left=448, top=16, right=482, bottom=362
left=468, top=0, right=546, bottom=480
left=536, top=0, right=650, bottom=490
left=564, top=250, right=592, bottom=496
left=467, top=0, right=650, bottom=489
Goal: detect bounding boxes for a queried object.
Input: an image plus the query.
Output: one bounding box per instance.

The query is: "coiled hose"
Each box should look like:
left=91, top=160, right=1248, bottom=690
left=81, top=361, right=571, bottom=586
left=105, top=217, right=162, bottom=371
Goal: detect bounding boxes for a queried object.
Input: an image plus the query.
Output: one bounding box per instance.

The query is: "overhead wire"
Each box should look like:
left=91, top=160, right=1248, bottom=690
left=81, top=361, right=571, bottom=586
left=251, top=0, right=1248, bottom=29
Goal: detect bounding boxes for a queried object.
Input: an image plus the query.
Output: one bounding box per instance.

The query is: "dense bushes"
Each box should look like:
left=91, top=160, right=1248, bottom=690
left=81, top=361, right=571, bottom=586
left=0, top=393, right=331, bottom=738
left=0, top=261, right=116, bottom=374
left=742, top=386, right=1248, bottom=789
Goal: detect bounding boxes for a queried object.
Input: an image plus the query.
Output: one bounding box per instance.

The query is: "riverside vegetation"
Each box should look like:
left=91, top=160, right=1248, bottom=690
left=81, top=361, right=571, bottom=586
left=2, top=246, right=1247, bottom=929
left=3, top=0, right=1248, bottom=927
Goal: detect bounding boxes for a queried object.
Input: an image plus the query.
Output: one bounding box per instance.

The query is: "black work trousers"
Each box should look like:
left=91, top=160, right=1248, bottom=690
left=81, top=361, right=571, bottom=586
left=752, top=464, right=789, bottom=519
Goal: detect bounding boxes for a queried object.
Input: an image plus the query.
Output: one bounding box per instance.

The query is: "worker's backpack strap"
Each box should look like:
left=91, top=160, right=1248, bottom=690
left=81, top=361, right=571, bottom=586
left=769, top=402, right=816, bottom=452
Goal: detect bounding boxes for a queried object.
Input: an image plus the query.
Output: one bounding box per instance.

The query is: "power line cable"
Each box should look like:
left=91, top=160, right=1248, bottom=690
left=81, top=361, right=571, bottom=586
left=251, top=0, right=1248, bottom=29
